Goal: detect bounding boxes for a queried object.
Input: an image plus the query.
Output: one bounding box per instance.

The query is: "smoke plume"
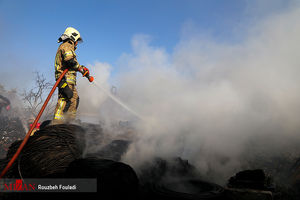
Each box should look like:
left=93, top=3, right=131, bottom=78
left=79, top=4, right=300, bottom=184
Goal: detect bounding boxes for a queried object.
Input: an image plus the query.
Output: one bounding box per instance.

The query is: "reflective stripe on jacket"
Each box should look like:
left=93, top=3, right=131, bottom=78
left=55, top=40, right=80, bottom=85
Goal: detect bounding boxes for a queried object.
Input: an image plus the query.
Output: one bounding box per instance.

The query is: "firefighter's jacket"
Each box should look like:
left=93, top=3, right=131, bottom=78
left=55, top=40, right=81, bottom=85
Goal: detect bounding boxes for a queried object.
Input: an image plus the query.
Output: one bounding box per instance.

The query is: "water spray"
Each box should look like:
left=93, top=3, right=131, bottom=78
left=92, top=80, right=145, bottom=121
left=0, top=69, right=144, bottom=178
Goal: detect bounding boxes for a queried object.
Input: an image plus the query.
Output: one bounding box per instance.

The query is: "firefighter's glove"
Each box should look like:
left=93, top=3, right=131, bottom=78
left=58, top=81, right=73, bottom=99
left=79, top=65, right=90, bottom=77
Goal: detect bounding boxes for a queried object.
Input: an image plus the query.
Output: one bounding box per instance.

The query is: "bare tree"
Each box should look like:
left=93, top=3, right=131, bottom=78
left=21, top=71, right=55, bottom=120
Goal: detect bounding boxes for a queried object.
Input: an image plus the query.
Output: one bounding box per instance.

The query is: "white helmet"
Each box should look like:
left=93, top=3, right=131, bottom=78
left=58, top=27, right=83, bottom=43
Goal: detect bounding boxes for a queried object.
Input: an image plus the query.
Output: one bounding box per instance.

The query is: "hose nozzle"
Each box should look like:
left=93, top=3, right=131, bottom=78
left=82, top=68, right=94, bottom=82
left=88, top=76, right=94, bottom=82
left=86, top=74, right=94, bottom=82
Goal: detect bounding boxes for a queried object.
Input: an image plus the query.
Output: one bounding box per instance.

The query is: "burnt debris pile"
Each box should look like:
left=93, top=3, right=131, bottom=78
left=0, top=123, right=227, bottom=199
left=0, top=123, right=300, bottom=199
left=0, top=123, right=139, bottom=199
left=6, top=124, right=86, bottom=178
left=227, top=169, right=272, bottom=190
left=225, top=168, right=300, bottom=200
left=94, top=139, right=131, bottom=161
left=65, top=157, right=139, bottom=199
left=0, top=116, right=25, bottom=158
left=138, top=157, right=225, bottom=200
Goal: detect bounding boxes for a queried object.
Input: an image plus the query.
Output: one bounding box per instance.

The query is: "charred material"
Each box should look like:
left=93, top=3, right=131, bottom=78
left=226, top=168, right=300, bottom=200
left=2, top=122, right=300, bottom=199
left=0, top=123, right=141, bottom=199
left=5, top=124, right=86, bottom=178
left=39, top=120, right=52, bottom=129
left=93, top=139, right=131, bottom=161
left=225, top=169, right=274, bottom=200
left=227, top=169, right=272, bottom=190
left=287, top=156, right=300, bottom=199
left=65, top=157, right=139, bottom=199
left=139, top=157, right=225, bottom=200
left=0, top=116, right=25, bottom=158
left=80, top=122, right=132, bottom=161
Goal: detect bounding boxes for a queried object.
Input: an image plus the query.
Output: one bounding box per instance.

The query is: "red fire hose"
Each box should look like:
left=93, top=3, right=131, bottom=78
left=0, top=69, right=69, bottom=178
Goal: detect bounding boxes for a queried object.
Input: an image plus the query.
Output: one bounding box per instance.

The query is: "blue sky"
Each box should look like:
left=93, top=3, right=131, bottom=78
left=0, top=0, right=293, bottom=89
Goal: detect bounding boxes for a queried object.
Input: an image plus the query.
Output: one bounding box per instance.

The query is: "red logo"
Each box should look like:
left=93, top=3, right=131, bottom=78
left=2, top=179, right=36, bottom=191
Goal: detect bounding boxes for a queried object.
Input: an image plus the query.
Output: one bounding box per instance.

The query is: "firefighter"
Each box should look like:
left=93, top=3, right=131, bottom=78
left=0, top=94, right=11, bottom=114
left=52, top=27, right=90, bottom=124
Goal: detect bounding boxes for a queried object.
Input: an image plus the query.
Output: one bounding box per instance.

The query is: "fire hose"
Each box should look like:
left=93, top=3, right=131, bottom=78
left=0, top=69, right=94, bottom=178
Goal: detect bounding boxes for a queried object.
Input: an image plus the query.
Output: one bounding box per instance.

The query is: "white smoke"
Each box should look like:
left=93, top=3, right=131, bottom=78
left=110, top=6, right=300, bottom=183
left=74, top=2, right=300, bottom=184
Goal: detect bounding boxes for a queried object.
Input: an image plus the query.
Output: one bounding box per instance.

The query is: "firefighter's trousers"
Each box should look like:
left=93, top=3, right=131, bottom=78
left=52, top=84, right=79, bottom=124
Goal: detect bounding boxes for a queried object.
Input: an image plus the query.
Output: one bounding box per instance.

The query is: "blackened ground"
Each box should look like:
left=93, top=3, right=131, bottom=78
left=65, top=157, right=140, bottom=199
left=0, top=123, right=227, bottom=199
left=235, top=151, right=300, bottom=200
left=139, top=157, right=199, bottom=184
left=0, top=116, right=25, bottom=158
left=1, top=122, right=300, bottom=199
left=90, top=139, right=131, bottom=161
left=227, top=169, right=270, bottom=190
left=80, top=121, right=136, bottom=158
left=226, top=167, right=300, bottom=200
left=285, top=157, right=300, bottom=199
left=138, top=157, right=225, bottom=200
